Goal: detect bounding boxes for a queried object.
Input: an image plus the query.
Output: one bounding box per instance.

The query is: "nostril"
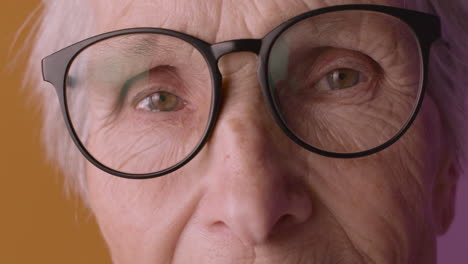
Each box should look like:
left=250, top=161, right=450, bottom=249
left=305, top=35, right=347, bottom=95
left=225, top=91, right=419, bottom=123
left=273, top=214, right=295, bottom=231
left=209, top=221, right=229, bottom=234
left=279, top=214, right=293, bottom=223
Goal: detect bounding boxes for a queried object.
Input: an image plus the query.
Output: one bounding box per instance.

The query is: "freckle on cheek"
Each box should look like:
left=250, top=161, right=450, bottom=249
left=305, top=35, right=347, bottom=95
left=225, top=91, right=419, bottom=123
left=228, top=118, right=244, bottom=134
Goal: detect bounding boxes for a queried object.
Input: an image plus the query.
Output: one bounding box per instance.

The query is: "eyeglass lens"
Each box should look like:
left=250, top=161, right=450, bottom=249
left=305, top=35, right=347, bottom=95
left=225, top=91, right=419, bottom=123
left=268, top=10, right=422, bottom=154
left=66, top=34, right=213, bottom=174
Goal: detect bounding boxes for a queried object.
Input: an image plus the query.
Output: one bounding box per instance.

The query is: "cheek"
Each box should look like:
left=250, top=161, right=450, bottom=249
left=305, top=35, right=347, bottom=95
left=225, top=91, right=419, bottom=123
left=84, top=96, right=208, bottom=174
left=300, top=94, right=443, bottom=261
left=85, top=159, right=205, bottom=262
left=85, top=166, right=165, bottom=241
left=393, top=93, right=444, bottom=193
left=282, top=82, right=420, bottom=155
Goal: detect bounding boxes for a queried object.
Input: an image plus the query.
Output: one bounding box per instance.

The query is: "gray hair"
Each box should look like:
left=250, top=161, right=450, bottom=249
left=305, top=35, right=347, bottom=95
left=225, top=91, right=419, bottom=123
left=23, top=0, right=467, bottom=205
left=23, top=0, right=96, bottom=205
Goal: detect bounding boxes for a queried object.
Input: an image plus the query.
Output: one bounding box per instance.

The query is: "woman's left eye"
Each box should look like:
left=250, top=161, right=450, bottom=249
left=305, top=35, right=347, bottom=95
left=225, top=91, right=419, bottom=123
left=324, top=68, right=361, bottom=90
left=135, top=91, right=183, bottom=112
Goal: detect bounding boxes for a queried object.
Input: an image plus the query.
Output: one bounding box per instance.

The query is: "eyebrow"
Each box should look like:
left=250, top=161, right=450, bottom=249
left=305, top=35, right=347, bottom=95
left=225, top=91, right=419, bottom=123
left=84, top=35, right=180, bottom=77
left=95, top=35, right=166, bottom=59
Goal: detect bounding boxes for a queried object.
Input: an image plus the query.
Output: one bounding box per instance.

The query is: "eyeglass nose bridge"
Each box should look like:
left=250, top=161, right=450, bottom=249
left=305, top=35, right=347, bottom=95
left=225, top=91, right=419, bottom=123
left=210, top=39, right=262, bottom=60
left=206, top=38, right=275, bottom=150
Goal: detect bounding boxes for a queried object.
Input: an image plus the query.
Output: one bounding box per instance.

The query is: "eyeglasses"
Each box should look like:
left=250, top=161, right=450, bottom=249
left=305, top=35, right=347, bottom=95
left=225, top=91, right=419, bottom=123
left=42, top=4, right=440, bottom=179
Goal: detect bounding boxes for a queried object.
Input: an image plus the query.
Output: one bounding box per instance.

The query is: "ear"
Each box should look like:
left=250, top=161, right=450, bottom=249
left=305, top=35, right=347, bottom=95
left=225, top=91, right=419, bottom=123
left=431, top=156, right=459, bottom=235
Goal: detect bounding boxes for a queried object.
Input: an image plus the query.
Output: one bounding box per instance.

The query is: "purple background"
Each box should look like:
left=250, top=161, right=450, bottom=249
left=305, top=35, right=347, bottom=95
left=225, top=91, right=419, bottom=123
left=438, top=175, right=468, bottom=264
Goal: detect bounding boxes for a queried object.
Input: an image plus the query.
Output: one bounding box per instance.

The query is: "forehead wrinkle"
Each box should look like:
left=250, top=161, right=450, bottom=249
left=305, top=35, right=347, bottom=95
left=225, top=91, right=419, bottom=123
left=94, top=0, right=221, bottom=42
left=213, top=0, right=402, bottom=42
left=90, top=35, right=181, bottom=65
left=321, top=0, right=403, bottom=6
left=94, top=0, right=405, bottom=45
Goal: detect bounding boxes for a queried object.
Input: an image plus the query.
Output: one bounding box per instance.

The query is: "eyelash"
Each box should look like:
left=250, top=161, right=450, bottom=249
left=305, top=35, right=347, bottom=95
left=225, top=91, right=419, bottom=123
left=131, top=86, right=185, bottom=111
left=310, top=53, right=381, bottom=95
left=106, top=66, right=190, bottom=119
left=316, top=59, right=370, bottom=85
left=118, top=66, right=183, bottom=103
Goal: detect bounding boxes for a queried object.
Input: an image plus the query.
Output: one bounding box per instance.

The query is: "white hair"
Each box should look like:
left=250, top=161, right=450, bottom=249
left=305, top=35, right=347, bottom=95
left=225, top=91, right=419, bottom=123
left=406, top=0, right=468, bottom=175
left=23, top=0, right=467, bottom=205
left=22, top=0, right=97, bottom=205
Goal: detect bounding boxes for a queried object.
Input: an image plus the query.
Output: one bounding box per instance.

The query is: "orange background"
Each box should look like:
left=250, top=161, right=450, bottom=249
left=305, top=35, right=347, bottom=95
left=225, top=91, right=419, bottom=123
left=0, top=1, right=111, bottom=263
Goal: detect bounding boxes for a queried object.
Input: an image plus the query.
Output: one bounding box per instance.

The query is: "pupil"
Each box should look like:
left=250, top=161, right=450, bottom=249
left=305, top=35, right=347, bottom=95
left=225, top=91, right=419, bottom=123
left=338, top=72, right=347, bottom=80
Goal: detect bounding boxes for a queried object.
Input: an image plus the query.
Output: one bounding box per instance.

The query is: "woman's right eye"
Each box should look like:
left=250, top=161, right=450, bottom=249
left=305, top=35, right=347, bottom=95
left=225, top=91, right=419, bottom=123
left=135, top=91, right=184, bottom=112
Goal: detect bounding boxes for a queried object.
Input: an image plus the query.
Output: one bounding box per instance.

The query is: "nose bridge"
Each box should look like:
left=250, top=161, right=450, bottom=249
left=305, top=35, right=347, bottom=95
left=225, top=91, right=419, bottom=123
left=211, top=39, right=262, bottom=60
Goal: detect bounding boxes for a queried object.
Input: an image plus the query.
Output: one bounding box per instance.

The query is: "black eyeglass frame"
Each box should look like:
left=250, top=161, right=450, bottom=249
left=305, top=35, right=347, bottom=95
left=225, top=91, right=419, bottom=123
left=42, top=4, right=441, bottom=179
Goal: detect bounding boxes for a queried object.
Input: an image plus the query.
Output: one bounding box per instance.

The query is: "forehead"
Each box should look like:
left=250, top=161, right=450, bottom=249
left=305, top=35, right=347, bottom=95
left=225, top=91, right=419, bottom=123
left=92, top=0, right=404, bottom=43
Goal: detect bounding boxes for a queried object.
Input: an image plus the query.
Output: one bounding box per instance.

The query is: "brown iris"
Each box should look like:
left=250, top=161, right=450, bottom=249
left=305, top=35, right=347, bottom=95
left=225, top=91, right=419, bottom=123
left=326, top=68, right=360, bottom=90
left=148, top=91, right=179, bottom=112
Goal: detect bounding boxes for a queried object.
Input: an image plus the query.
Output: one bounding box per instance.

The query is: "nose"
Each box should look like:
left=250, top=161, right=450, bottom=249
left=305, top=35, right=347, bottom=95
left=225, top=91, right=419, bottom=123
left=195, top=53, right=313, bottom=247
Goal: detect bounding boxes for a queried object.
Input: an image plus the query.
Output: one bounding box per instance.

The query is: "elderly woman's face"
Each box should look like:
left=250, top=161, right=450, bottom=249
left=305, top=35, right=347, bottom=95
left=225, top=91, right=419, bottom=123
left=83, top=0, right=456, bottom=263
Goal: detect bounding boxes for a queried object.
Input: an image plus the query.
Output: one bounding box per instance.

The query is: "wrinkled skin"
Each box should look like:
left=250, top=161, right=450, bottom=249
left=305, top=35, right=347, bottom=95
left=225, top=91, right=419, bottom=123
left=83, top=0, right=459, bottom=263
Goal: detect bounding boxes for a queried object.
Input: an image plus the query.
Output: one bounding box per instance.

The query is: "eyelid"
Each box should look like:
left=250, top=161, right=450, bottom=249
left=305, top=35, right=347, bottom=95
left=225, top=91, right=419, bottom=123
left=125, top=67, right=192, bottom=112
left=121, top=65, right=180, bottom=103
left=133, top=90, right=187, bottom=112
left=305, top=48, right=381, bottom=85
left=131, top=86, right=169, bottom=109
left=289, top=48, right=383, bottom=104
left=131, top=87, right=187, bottom=111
